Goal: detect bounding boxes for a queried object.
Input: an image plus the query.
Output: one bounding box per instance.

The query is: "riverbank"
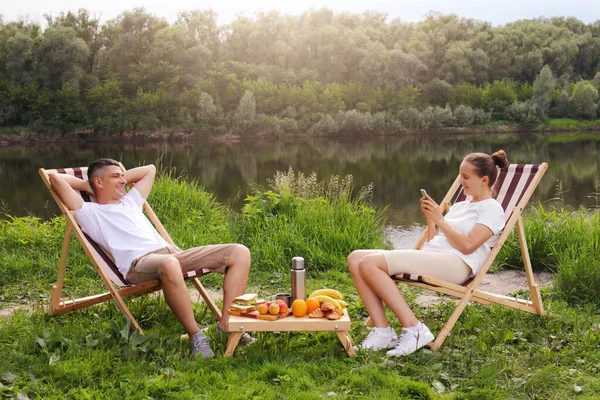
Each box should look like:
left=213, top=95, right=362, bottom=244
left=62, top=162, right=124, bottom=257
left=1, top=120, right=600, bottom=145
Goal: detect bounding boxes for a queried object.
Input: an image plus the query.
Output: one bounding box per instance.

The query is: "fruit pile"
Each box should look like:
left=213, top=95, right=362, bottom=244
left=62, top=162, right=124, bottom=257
left=257, top=299, right=289, bottom=316
left=290, top=288, right=348, bottom=320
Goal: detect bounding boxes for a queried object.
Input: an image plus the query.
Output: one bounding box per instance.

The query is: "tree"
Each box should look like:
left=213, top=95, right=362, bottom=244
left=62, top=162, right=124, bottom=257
left=234, top=90, right=256, bottom=133
left=422, top=78, right=452, bottom=107
left=46, top=9, right=102, bottom=74
left=532, top=65, right=556, bottom=120
left=569, top=81, right=598, bottom=119
left=34, top=26, right=89, bottom=90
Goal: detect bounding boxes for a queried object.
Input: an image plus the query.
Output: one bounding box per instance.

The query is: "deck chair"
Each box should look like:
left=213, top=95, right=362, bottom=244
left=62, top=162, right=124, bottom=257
left=368, top=162, right=548, bottom=350
left=39, top=164, right=223, bottom=334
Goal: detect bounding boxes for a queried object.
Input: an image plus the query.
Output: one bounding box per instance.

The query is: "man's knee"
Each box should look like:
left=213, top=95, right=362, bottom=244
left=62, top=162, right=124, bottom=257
left=160, top=257, right=182, bottom=281
left=228, top=244, right=251, bottom=268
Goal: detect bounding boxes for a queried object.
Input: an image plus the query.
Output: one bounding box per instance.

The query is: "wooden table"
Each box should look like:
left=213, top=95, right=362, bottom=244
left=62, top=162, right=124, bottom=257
left=224, top=309, right=356, bottom=357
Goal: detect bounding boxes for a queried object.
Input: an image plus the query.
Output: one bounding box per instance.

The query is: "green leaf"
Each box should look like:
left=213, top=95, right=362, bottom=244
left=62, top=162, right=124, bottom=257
left=478, top=363, right=499, bottom=384
left=432, top=380, right=445, bottom=393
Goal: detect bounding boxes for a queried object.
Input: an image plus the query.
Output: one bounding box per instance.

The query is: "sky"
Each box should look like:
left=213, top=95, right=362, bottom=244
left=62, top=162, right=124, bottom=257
left=2, top=0, right=598, bottom=27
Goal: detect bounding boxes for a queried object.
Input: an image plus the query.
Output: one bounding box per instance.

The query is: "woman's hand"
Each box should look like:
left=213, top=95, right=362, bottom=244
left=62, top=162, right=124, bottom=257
left=421, top=195, right=444, bottom=224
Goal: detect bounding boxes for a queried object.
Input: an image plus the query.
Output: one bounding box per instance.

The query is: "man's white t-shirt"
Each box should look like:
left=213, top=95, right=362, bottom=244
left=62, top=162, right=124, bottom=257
left=74, top=187, right=169, bottom=277
left=422, top=198, right=505, bottom=275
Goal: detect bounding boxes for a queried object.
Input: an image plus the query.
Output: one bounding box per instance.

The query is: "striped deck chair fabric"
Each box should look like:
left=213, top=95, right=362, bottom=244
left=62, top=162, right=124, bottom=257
left=39, top=165, right=222, bottom=334
left=385, top=162, right=548, bottom=350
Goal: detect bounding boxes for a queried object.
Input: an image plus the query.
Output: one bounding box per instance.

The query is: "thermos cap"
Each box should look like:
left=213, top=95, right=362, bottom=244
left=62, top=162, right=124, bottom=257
left=291, top=256, right=305, bottom=270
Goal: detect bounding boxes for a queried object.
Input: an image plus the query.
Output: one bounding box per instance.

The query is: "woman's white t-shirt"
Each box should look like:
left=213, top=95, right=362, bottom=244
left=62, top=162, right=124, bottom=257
left=74, top=187, right=169, bottom=277
left=422, top=198, right=505, bottom=275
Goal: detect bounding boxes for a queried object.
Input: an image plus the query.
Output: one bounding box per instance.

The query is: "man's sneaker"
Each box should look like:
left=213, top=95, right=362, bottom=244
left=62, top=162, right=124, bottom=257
left=386, top=323, right=434, bottom=357
left=356, top=328, right=398, bottom=351
left=190, top=331, right=215, bottom=359
left=216, top=322, right=256, bottom=344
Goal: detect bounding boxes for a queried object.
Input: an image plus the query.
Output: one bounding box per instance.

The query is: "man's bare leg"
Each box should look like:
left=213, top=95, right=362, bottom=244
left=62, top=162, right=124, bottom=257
left=160, top=257, right=201, bottom=338
left=220, top=244, right=251, bottom=331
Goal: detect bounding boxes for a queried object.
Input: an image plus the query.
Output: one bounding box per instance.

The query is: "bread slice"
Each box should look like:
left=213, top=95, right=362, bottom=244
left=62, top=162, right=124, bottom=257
left=234, top=293, right=258, bottom=304
left=230, top=303, right=256, bottom=312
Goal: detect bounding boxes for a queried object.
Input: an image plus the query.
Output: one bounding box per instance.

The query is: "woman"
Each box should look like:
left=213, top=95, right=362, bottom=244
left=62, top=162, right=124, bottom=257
left=348, top=150, right=508, bottom=356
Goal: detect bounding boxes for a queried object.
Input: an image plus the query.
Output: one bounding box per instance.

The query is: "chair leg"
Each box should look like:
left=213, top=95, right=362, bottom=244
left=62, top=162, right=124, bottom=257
left=517, top=218, right=545, bottom=315
left=49, top=225, right=73, bottom=315
left=192, top=278, right=223, bottom=320
left=429, top=291, right=474, bottom=350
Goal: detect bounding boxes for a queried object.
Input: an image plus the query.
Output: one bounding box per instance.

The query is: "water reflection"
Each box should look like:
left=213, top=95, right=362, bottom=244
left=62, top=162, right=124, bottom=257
left=1, top=134, right=598, bottom=228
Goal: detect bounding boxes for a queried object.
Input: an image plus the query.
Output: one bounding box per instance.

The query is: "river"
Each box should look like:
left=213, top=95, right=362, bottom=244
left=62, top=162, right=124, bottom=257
left=1, top=133, right=598, bottom=235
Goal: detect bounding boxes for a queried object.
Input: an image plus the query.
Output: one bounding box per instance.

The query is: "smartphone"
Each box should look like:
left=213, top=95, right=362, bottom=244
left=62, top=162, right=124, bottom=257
left=420, top=189, right=428, bottom=198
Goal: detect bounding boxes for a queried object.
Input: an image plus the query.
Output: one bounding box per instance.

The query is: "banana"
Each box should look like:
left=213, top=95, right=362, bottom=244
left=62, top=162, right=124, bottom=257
left=313, top=295, right=343, bottom=313
left=337, top=299, right=348, bottom=308
left=309, top=288, right=344, bottom=300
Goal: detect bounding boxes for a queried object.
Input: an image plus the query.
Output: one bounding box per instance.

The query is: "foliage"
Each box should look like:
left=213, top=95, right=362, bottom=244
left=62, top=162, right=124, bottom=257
left=2, top=10, right=600, bottom=135
left=238, top=168, right=388, bottom=278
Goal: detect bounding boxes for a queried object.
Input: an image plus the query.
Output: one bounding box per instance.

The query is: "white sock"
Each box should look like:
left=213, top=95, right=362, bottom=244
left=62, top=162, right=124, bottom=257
left=402, top=322, right=422, bottom=333
left=374, top=326, right=394, bottom=334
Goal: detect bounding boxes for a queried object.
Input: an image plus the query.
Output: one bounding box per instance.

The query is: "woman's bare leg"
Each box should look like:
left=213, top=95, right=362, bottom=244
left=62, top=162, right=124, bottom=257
left=358, top=253, right=419, bottom=328
left=348, top=250, right=390, bottom=327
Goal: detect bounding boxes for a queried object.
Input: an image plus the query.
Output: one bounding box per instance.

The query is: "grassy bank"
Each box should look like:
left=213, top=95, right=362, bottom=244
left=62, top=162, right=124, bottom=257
left=1, top=172, right=600, bottom=399
left=1, top=120, right=600, bottom=145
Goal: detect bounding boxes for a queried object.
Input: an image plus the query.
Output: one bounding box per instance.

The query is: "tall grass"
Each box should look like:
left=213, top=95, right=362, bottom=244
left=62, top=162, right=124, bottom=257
left=498, top=203, right=600, bottom=306
left=553, top=211, right=600, bottom=305
left=497, top=204, right=588, bottom=272
left=237, top=168, right=389, bottom=280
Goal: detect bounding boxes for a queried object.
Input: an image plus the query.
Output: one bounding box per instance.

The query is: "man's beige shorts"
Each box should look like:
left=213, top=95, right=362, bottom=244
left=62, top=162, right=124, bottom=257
left=126, top=244, right=237, bottom=284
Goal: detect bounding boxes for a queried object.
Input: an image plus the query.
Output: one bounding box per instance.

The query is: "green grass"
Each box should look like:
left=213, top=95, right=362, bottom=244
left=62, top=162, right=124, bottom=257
left=547, top=119, right=600, bottom=131
left=2, top=171, right=600, bottom=398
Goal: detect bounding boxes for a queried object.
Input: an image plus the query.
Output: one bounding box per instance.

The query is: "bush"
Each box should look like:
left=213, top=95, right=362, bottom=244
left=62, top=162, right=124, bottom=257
left=420, top=105, right=454, bottom=129
left=311, top=115, right=338, bottom=135
left=397, top=108, right=422, bottom=130
left=237, top=168, right=388, bottom=275
left=453, top=104, right=474, bottom=127
left=334, top=109, right=373, bottom=134
left=472, top=108, right=492, bottom=125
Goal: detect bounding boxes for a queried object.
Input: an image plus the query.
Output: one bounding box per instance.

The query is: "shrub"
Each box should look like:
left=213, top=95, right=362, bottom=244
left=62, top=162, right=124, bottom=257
left=334, top=109, right=373, bottom=134
left=311, top=115, right=338, bottom=135
left=569, top=81, right=599, bottom=119
left=503, top=101, right=532, bottom=123
left=397, top=107, right=422, bottom=130
left=420, top=105, right=454, bottom=129
left=472, top=108, right=492, bottom=125
left=237, top=168, right=388, bottom=275
left=453, top=104, right=474, bottom=127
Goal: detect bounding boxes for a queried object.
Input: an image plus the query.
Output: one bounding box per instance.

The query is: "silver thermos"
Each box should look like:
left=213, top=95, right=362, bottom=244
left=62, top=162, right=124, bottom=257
left=291, top=256, right=306, bottom=301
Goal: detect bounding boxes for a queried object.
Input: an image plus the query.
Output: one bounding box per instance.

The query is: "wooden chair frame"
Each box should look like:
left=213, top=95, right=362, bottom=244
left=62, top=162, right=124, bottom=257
left=368, top=162, right=548, bottom=350
left=39, top=165, right=223, bottom=334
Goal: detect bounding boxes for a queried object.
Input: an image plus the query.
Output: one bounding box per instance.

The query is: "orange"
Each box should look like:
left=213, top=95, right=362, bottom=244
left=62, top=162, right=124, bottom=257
left=305, top=297, right=320, bottom=314
left=291, top=299, right=308, bottom=317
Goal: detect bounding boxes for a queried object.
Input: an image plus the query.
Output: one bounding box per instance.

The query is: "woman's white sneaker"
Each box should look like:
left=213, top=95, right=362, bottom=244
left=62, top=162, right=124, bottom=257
left=357, top=328, right=398, bottom=351
left=386, top=324, right=434, bottom=357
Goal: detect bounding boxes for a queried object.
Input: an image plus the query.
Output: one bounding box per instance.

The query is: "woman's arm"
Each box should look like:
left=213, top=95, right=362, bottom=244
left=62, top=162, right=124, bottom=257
left=434, top=219, right=494, bottom=254
left=421, top=197, right=494, bottom=254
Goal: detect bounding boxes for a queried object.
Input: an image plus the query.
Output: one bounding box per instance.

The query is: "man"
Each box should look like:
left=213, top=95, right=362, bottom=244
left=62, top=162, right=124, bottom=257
left=49, top=158, right=252, bottom=359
